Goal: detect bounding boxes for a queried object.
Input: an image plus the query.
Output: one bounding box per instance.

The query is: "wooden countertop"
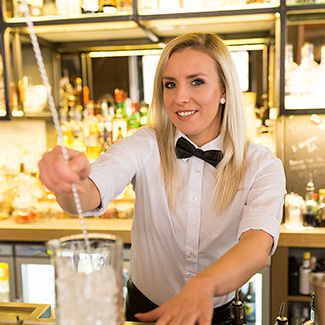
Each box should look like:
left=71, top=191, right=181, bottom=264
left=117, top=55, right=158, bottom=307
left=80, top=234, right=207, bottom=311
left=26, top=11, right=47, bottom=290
left=1, top=217, right=325, bottom=248
left=0, top=217, right=133, bottom=244
left=278, top=224, right=325, bottom=248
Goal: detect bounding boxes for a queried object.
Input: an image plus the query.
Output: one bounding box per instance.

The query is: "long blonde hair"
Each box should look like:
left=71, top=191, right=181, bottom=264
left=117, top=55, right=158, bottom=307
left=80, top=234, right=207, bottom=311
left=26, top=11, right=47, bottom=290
left=149, top=33, right=247, bottom=214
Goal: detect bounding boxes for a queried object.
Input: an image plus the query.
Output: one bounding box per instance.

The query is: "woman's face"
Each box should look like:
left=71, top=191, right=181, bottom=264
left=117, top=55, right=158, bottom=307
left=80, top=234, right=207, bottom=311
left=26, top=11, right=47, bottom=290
left=162, top=48, right=225, bottom=147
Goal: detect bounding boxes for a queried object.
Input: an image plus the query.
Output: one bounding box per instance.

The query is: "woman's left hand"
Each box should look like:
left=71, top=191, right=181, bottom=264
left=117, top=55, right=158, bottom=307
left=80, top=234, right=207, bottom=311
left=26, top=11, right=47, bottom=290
left=135, top=276, right=215, bottom=325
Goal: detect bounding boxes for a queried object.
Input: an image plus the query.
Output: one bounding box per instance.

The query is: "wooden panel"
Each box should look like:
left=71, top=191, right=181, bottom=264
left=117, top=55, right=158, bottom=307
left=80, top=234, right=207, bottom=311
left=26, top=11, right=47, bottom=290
left=271, top=246, right=289, bottom=322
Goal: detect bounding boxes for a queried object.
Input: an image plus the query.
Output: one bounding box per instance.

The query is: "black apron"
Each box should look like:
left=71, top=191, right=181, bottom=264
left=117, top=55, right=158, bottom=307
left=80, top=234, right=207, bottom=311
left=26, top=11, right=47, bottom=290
left=125, top=278, right=232, bottom=325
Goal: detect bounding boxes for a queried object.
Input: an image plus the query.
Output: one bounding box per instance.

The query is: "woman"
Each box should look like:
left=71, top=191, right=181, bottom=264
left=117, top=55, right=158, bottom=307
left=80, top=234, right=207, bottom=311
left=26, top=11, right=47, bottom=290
left=38, top=33, right=286, bottom=325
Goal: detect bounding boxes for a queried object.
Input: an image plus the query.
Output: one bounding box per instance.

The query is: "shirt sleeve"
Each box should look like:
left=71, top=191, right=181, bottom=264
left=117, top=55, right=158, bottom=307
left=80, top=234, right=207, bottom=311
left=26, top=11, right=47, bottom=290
left=85, top=127, right=155, bottom=216
left=237, top=148, right=287, bottom=255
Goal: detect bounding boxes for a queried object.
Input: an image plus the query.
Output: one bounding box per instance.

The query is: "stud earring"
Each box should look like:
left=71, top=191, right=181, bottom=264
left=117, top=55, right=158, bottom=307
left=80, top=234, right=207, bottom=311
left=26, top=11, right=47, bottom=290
left=220, top=98, right=226, bottom=104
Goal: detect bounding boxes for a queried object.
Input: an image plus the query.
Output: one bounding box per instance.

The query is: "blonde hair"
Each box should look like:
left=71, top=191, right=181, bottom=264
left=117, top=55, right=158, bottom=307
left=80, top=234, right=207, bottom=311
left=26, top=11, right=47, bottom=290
left=149, top=33, right=247, bottom=213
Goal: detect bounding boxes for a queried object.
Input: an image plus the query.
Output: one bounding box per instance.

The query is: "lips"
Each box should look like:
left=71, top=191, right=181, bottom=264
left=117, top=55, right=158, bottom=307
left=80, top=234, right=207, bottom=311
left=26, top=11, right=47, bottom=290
left=177, top=110, right=197, bottom=117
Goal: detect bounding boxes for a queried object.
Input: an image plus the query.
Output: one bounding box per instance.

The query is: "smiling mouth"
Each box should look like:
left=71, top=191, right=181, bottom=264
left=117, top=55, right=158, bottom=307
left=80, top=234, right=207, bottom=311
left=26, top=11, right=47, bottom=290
left=177, top=110, right=197, bottom=117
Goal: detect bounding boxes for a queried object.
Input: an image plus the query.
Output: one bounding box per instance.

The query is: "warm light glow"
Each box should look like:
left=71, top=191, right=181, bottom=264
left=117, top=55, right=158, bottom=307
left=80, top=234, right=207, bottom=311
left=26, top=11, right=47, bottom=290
left=11, top=110, right=24, bottom=117
left=89, top=49, right=163, bottom=58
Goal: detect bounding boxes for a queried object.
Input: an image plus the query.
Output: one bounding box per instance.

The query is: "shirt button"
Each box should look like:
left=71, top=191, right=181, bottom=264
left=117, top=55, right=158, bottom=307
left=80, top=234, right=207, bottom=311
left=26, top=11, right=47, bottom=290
left=195, top=169, right=200, bottom=173
left=193, top=196, right=197, bottom=201
left=192, top=224, right=197, bottom=229
left=189, top=251, right=195, bottom=257
left=188, top=273, right=193, bottom=278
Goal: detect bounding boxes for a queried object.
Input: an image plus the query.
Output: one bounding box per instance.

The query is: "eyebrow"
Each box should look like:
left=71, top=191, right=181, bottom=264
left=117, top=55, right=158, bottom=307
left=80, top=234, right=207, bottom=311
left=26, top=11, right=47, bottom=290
left=162, top=73, right=207, bottom=80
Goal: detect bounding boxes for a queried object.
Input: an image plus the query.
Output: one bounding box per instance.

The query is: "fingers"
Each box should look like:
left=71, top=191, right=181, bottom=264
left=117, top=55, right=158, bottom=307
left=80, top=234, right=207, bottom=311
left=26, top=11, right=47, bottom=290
left=38, top=146, right=90, bottom=194
left=135, top=305, right=165, bottom=323
left=135, top=303, right=212, bottom=325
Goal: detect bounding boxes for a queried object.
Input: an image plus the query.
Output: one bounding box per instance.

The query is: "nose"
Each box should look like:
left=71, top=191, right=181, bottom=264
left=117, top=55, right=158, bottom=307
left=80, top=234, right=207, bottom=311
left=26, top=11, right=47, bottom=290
left=174, top=84, right=190, bottom=105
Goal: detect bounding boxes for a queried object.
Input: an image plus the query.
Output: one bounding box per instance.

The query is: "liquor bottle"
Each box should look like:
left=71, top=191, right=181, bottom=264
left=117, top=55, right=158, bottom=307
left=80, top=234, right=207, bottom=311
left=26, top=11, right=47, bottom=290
left=299, top=251, right=312, bottom=295
left=231, top=289, right=246, bottom=324
left=58, top=107, right=72, bottom=147
left=273, top=302, right=288, bottom=325
left=244, top=279, right=255, bottom=325
left=127, top=101, right=140, bottom=131
left=83, top=101, right=101, bottom=162
left=296, top=42, right=318, bottom=109
left=69, top=106, right=86, bottom=152
left=139, top=101, right=149, bottom=126
left=303, top=180, right=318, bottom=227
left=284, top=43, right=298, bottom=109
left=112, top=118, right=127, bottom=143
left=114, top=88, right=126, bottom=119
left=317, top=189, right=325, bottom=227
left=98, top=101, right=113, bottom=151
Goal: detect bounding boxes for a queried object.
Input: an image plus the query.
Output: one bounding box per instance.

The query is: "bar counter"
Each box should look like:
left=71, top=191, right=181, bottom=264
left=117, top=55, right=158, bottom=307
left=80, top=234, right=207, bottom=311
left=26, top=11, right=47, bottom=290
left=0, top=217, right=133, bottom=244
left=1, top=217, right=325, bottom=247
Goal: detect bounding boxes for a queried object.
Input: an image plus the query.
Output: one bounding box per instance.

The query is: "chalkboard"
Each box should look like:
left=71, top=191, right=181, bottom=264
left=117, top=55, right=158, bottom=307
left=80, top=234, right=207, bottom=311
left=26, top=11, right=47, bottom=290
left=284, top=114, right=325, bottom=197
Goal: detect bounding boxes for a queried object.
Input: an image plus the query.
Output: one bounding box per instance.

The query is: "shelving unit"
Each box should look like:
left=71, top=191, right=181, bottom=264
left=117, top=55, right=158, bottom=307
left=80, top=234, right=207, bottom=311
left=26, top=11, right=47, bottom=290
left=0, top=0, right=282, bottom=121
left=271, top=226, right=325, bottom=322
left=0, top=1, right=324, bottom=119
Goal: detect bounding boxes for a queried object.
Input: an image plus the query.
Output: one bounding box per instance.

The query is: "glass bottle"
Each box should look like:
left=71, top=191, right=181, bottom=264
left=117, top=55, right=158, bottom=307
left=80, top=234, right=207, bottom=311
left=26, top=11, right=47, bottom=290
left=83, top=101, right=101, bottom=162
left=284, top=43, right=298, bottom=109
left=127, top=101, right=140, bottom=131
left=244, top=278, right=256, bottom=325
left=58, top=107, right=72, bottom=147
left=139, top=101, right=149, bottom=126
left=274, top=302, right=288, bottom=325
left=98, top=101, right=113, bottom=151
left=317, top=188, right=325, bottom=227
left=303, top=180, right=318, bottom=227
left=231, top=289, right=246, bottom=324
left=69, top=106, right=86, bottom=152
left=296, top=43, right=318, bottom=109
left=299, top=251, right=312, bottom=295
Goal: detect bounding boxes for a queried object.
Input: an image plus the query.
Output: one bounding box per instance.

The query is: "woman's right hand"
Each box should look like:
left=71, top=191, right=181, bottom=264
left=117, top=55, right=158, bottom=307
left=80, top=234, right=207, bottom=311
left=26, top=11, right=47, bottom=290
left=38, top=146, right=91, bottom=196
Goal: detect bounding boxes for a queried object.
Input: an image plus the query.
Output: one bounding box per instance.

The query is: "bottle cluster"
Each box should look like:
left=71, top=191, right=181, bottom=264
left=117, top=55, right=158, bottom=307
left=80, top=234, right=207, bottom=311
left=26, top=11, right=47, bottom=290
left=302, top=180, right=325, bottom=228
left=58, top=87, right=149, bottom=162
left=6, top=0, right=281, bottom=19
left=285, top=42, right=325, bottom=110
left=8, top=0, right=132, bottom=18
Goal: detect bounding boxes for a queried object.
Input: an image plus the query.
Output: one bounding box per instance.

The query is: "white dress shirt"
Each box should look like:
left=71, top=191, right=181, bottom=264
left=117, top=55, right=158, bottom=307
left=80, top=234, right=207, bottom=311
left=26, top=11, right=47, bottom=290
left=88, top=126, right=286, bottom=307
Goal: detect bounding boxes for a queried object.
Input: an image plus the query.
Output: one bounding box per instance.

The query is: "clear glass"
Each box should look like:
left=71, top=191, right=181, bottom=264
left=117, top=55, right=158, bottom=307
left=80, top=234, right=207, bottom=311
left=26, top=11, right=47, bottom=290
left=47, top=233, right=124, bottom=325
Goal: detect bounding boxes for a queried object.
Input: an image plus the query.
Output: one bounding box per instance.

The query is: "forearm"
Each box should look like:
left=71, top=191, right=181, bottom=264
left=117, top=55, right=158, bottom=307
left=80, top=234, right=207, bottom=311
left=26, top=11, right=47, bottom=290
left=55, top=177, right=101, bottom=215
left=189, top=229, right=273, bottom=297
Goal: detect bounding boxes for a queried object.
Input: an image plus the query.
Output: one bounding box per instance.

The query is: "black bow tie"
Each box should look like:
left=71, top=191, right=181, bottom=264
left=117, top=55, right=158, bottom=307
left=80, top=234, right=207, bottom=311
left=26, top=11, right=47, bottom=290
left=175, top=137, right=223, bottom=168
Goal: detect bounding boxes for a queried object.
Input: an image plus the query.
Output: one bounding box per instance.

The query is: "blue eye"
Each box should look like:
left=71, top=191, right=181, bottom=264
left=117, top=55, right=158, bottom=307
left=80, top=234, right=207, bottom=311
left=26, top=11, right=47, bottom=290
left=192, top=79, right=204, bottom=86
left=164, top=82, right=176, bottom=89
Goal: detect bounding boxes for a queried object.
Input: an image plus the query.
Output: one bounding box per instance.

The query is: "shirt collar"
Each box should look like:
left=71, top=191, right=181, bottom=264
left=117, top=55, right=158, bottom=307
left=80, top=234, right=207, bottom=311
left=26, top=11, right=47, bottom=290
left=175, top=130, right=223, bottom=151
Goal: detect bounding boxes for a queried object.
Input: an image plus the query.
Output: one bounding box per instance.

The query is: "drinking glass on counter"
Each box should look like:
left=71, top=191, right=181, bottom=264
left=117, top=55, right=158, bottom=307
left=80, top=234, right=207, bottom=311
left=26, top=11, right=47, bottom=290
left=47, top=233, right=124, bottom=325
